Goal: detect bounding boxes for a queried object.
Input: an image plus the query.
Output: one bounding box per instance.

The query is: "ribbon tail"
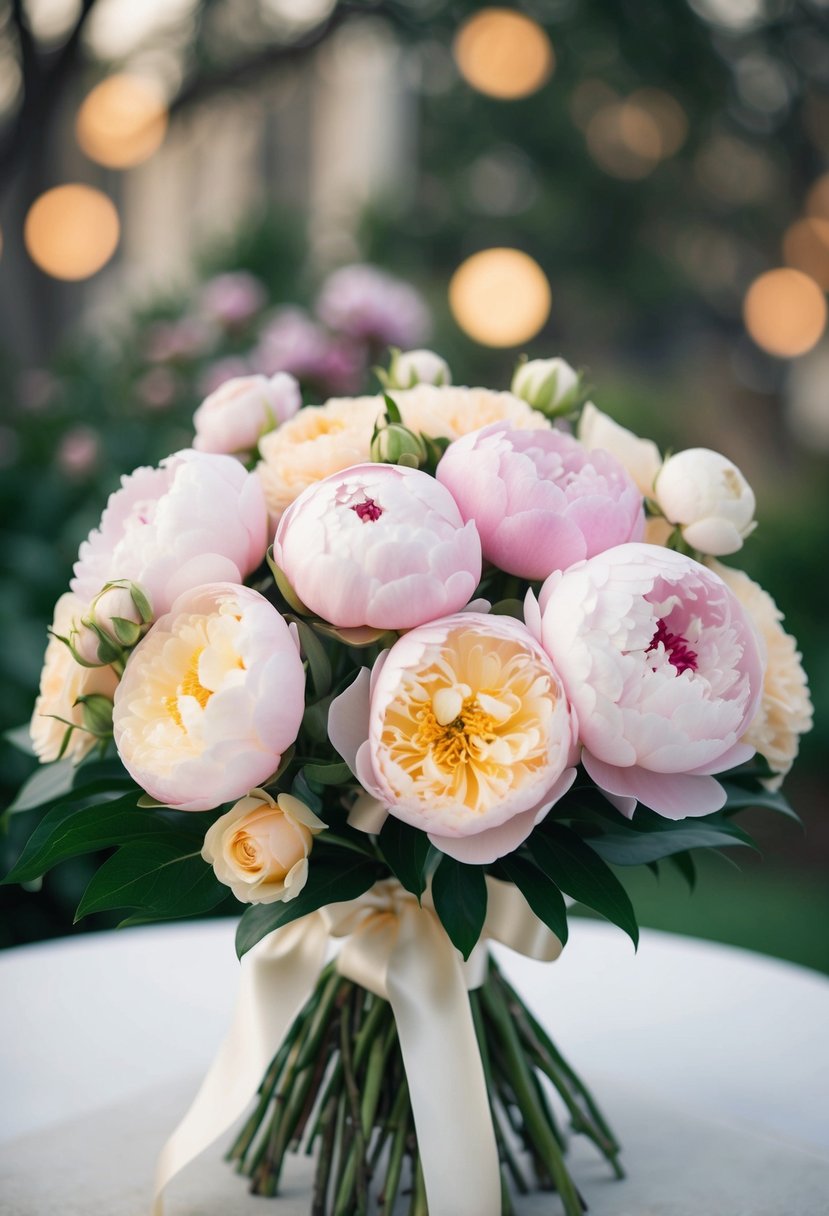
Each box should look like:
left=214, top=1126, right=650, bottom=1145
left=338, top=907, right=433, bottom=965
left=152, top=913, right=328, bottom=1215
left=386, top=909, right=501, bottom=1216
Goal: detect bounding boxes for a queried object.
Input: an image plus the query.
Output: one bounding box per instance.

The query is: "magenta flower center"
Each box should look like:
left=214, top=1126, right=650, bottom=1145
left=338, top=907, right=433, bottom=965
left=351, top=497, right=383, bottom=522
left=647, top=618, right=698, bottom=674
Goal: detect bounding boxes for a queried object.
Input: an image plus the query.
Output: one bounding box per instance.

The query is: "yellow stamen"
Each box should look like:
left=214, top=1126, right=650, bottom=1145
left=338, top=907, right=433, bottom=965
left=415, top=696, right=500, bottom=774
left=165, top=648, right=212, bottom=728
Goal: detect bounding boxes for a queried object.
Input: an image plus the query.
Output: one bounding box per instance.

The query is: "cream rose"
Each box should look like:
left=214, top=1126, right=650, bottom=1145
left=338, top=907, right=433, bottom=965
left=710, top=563, right=813, bottom=788
left=30, top=593, right=119, bottom=763
left=202, top=789, right=325, bottom=904
left=256, top=386, right=549, bottom=521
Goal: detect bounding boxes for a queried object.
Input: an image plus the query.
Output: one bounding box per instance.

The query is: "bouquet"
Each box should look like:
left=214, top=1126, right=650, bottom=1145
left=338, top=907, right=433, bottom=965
left=4, top=347, right=811, bottom=1216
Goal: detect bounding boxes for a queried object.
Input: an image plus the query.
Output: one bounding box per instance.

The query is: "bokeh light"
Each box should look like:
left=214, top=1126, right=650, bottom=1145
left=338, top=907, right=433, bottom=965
left=743, top=268, right=827, bottom=358
left=783, top=218, right=829, bottom=291
left=628, top=89, right=688, bottom=157
left=453, top=9, right=554, bottom=101
left=76, top=74, right=168, bottom=169
left=24, top=185, right=120, bottom=280
left=586, top=100, right=663, bottom=179
left=449, top=248, right=551, bottom=346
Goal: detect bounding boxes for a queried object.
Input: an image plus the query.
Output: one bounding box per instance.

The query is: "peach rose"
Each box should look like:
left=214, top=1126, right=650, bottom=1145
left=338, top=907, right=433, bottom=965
left=202, top=789, right=325, bottom=903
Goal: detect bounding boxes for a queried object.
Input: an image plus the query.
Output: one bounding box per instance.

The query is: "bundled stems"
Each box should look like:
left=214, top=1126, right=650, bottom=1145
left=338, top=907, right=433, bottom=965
left=228, top=956, right=621, bottom=1215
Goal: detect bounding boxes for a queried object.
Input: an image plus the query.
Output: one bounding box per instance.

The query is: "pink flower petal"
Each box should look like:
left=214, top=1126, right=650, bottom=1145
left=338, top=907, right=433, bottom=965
left=327, top=668, right=371, bottom=774
left=582, top=750, right=727, bottom=820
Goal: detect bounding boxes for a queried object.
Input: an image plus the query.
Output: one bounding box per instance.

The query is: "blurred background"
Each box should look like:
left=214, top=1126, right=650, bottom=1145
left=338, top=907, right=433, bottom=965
left=0, top=0, right=826, bottom=969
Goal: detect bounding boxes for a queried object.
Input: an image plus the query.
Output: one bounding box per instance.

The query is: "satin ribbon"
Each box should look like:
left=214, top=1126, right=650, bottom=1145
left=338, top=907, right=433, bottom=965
left=153, top=878, right=561, bottom=1216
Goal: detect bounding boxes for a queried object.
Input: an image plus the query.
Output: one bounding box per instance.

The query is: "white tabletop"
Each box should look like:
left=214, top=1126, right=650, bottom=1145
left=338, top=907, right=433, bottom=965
left=2, top=920, right=828, bottom=1214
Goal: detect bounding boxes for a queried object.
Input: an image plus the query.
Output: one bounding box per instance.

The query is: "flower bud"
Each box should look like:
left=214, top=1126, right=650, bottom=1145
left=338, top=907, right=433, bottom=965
left=381, top=348, right=452, bottom=390
left=76, top=581, right=153, bottom=665
left=77, top=693, right=114, bottom=739
left=370, top=420, right=428, bottom=468
left=201, top=789, right=326, bottom=904
left=655, top=448, right=756, bottom=557
left=511, top=357, right=582, bottom=416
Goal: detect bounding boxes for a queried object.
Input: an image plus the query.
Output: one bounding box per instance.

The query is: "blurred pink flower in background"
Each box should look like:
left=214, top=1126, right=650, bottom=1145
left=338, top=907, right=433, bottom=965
left=251, top=307, right=331, bottom=380
left=199, top=272, right=267, bottom=331
left=57, top=426, right=100, bottom=477
left=536, top=542, right=765, bottom=820
left=274, top=462, right=482, bottom=629
left=17, top=368, right=58, bottom=412
left=135, top=366, right=178, bottom=411
left=316, top=264, right=430, bottom=348
left=437, top=424, right=644, bottom=580
left=71, top=449, right=268, bottom=617
left=145, top=316, right=217, bottom=364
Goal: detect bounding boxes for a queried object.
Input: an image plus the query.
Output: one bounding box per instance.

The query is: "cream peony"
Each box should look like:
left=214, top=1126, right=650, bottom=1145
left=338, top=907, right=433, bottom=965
left=202, top=789, right=325, bottom=904
left=328, top=613, right=576, bottom=864
left=112, top=583, right=305, bottom=811
left=30, top=593, right=119, bottom=763
left=577, top=403, right=662, bottom=498
left=257, top=386, right=549, bottom=520
left=711, top=563, right=812, bottom=788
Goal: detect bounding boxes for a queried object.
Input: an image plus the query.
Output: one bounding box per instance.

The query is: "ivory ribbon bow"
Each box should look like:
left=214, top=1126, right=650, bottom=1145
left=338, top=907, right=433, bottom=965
left=153, top=878, right=561, bottom=1216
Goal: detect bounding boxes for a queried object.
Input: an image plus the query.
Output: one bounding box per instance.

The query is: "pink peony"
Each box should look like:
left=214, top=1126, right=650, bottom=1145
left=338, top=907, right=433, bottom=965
left=535, top=543, right=765, bottom=819
left=145, top=316, right=216, bottom=364
left=328, top=613, right=576, bottom=863
left=273, top=463, right=482, bottom=630
left=316, top=264, right=430, bottom=348
left=113, top=583, right=305, bottom=811
left=193, top=373, right=301, bottom=457
left=436, top=424, right=644, bottom=580
left=71, top=450, right=268, bottom=619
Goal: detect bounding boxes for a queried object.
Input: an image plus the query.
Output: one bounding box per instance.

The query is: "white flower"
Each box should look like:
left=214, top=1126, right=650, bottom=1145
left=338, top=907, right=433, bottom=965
left=577, top=403, right=662, bottom=498
left=384, top=349, right=452, bottom=389
left=30, top=593, right=119, bottom=763
left=710, top=563, right=812, bottom=788
left=655, top=448, right=756, bottom=556
left=202, top=789, right=325, bottom=904
left=512, top=357, right=580, bottom=414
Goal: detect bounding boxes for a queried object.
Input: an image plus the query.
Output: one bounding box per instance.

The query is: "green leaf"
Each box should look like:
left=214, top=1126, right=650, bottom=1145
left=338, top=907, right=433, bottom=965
left=236, top=850, right=380, bottom=957
left=719, top=782, right=801, bottom=822
left=4, top=724, right=36, bottom=756
left=293, top=620, right=333, bottom=699
left=75, top=839, right=226, bottom=921
left=489, top=599, right=525, bottom=621
left=431, top=856, right=487, bottom=960
left=378, top=817, right=434, bottom=900
left=532, top=824, right=639, bottom=949
left=382, top=392, right=402, bottom=424
left=5, top=760, right=75, bottom=813
left=301, top=760, right=352, bottom=786
left=585, top=820, right=753, bottom=866
left=497, top=855, right=568, bottom=946
left=3, top=793, right=186, bottom=885
left=668, top=851, right=697, bottom=891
